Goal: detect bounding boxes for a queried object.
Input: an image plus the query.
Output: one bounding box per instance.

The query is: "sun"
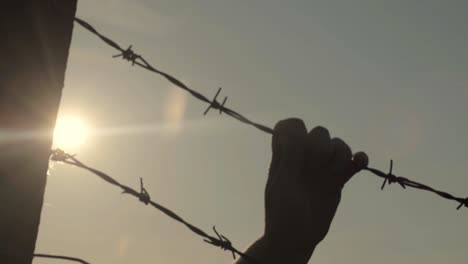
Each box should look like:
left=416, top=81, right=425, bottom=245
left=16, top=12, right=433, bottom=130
left=53, top=116, right=89, bottom=150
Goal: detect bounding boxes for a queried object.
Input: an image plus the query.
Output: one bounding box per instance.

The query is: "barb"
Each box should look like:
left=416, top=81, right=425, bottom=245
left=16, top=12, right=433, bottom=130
left=112, top=45, right=141, bottom=65
left=380, top=160, right=406, bottom=190
left=458, top=198, right=468, bottom=210
left=204, top=226, right=237, bottom=259
left=50, top=149, right=259, bottom=263
left=204, top=87, right=228, bottom=115
left=34, top=253, right=90, bottom=264
left=138, top=177, right=151, bottom=205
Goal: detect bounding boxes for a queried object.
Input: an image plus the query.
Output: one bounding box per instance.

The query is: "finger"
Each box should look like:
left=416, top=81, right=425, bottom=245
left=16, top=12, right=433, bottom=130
left=350, top=151, right=369, bottom=175
left=306, top=126, right=333, bottom=168
left=274, top=118, right=307, bottom=152
left=268, top=118, right=307, bottom=186
left=342, top=152, right=369, bottom=184
left=305, top=126, right=333, bottom=187
left=329, top=137, right=352, bottom=188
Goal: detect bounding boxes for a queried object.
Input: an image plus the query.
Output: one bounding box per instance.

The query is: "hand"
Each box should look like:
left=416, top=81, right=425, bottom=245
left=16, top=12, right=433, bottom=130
left=263, top=118, right=368, bottom=261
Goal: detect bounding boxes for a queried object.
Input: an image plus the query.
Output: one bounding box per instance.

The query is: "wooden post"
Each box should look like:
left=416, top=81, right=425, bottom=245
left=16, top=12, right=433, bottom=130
left=0, top=1, right=77, bottom=263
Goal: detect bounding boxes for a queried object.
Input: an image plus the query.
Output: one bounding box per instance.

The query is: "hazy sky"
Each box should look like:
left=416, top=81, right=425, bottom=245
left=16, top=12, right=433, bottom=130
left=35, top=1, right=467, bottom=263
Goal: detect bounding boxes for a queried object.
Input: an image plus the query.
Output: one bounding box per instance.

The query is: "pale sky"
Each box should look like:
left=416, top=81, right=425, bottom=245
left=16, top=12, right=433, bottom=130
left=35, top=1, right=467, bottom=263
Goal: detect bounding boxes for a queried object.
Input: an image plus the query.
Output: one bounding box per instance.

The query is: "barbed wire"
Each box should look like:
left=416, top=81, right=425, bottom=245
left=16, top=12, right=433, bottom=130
left=34, top=253, right=89, bottom=264
left=72, top=17, right=467, bottom=211
left=73, top=17, right=272, bottom=135
left=365, top=160, right=468, bottom=210
left=50, top=149, right=259, bottom=263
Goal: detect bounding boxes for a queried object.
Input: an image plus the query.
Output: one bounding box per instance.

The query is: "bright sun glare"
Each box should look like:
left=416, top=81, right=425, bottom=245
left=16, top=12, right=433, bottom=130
left=53, top=116, right=89, bottom=150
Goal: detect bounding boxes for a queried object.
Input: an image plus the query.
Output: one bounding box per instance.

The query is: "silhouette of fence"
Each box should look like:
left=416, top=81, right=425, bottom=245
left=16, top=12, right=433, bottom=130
left=36, top=17, right=467, bottom=264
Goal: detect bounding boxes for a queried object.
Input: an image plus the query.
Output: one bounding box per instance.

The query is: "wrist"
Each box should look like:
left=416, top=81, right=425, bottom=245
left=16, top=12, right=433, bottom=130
left=236, top=235, right=316, bottom=264
left=263, top=233, right=316, bottom=263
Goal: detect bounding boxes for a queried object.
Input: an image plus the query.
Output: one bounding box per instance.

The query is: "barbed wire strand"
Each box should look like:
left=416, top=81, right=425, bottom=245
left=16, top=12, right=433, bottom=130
left=34, top=253, right=89, bottom=264
left=73, top=17, right=272, bottom=135
left=72, top=17, right=467, bottom=211
left=50, top=149, right=259, bottom=264
left=365, top=160, right=468, bottom=210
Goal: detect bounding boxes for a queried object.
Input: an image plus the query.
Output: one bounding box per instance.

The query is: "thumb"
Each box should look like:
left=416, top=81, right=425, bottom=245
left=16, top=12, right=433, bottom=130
left=343, top=151, right=369, bottom=184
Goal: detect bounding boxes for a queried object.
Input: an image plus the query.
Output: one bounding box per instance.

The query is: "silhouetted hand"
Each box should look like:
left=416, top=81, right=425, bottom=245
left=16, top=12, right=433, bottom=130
left=235, top=118, right=368, bottom=264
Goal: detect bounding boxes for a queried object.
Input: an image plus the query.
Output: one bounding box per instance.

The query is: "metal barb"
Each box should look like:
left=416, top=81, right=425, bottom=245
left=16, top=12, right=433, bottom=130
left=457, top=197, right=468, bottom=210
left=113, top=45, right=140, bottom=65
left=204, top=87, right=225, bottom=115
left=381, top=159, right=393, bottom=190
left=204, top=226, right=236, bottom=259
left=50, top=149, right=74, bottom=162
left=220, top=96, right=228, bottom=114
left=380, top=160, right=406, bottom=190
left=139, top=178, right=151, bottom=205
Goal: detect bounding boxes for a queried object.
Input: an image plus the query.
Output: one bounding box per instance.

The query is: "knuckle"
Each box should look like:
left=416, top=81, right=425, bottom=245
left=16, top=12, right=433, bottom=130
left=274, top=118, right=306, bottom=132
left=309, top=126, right=330, bottom=138
left=331, top=137, right=352, bottom=156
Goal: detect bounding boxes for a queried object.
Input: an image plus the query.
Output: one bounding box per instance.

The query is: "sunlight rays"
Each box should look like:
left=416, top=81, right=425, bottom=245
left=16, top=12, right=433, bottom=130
left=53, top=116, right=89, bottom=150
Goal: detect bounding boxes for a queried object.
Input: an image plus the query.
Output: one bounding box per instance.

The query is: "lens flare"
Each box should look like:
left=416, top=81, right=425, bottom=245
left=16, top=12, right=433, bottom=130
left=53, top=116, right=89, bottom=150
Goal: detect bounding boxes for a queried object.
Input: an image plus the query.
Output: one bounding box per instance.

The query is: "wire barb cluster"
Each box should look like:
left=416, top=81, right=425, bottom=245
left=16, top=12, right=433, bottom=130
left=50, top=149, right=259, bottom=263
left=204, top=87, right=228, bottom=115
left=380, top=160, right=406, bottom=190
left=138, top=178, right=151, bottom=205
left=112, top=45, right=141, bottom=65
left=204, top=226, right=236, bottom=259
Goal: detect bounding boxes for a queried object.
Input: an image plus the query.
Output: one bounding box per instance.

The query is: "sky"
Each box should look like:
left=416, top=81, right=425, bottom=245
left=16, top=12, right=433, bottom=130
left=35, top=0, right=467, bottom=263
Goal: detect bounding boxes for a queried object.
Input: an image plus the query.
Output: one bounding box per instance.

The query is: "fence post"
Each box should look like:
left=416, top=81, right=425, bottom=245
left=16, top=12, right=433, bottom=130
left=0, top=1, right=77, bottom=263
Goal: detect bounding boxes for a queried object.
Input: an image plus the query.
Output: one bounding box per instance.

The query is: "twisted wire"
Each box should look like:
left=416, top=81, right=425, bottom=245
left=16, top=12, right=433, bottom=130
left=74, top=17, right=273, bottom=135
left=72, top=17, right=467, bottom=211
left=365, top=160, right=467, bottom=210
left=50, top=149, right=259, bottom=263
